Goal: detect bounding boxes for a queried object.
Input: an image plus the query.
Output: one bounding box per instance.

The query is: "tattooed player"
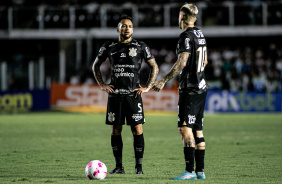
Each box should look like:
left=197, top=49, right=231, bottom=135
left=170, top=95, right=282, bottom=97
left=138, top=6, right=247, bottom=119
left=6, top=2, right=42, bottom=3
left=152, top=3, right=208, bottom=180
left=92, top=15, right=159, bottom=175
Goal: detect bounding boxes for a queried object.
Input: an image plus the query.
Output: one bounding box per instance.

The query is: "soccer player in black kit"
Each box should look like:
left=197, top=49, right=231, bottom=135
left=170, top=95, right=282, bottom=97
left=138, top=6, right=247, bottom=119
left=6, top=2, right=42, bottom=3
left=152, top=3, right=207, bottom=180
left=92, top=15, right=159, bottom=175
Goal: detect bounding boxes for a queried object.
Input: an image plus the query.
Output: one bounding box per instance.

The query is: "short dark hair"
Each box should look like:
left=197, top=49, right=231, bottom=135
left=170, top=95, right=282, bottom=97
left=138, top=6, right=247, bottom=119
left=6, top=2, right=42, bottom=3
left=119, top=14, right=132, bottom=23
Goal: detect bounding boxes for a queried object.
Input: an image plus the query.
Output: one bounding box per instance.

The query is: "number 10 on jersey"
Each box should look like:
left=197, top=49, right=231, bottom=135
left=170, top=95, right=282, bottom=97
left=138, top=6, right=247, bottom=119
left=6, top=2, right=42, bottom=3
left=197, top=46, right=207, bottom=73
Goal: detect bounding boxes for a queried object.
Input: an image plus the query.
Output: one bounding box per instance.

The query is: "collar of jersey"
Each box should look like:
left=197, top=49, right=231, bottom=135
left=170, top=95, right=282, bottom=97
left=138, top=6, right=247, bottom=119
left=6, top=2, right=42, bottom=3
left=118, top=39, right=135, bottom=44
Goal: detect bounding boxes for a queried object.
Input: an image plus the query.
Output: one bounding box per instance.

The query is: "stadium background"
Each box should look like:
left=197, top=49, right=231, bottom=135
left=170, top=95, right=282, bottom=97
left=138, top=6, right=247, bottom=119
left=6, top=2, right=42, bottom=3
left=0, top=0, right=282, bottom=113
left=1, top=1, right=282, bottom=184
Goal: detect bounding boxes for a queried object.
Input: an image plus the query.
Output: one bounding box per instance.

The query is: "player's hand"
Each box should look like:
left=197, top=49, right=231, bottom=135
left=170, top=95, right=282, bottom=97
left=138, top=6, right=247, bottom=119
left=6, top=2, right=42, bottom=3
left=152, top=79, right=165, bottom=92
left=132, top=84, right=150, bottom=98
left=100, top=84, right=115, bottom=94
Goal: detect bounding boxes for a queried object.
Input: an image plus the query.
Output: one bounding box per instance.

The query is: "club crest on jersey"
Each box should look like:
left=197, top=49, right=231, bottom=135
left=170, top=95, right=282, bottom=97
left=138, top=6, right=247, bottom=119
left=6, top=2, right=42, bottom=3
left=129, top=48, right=137, bottom=57
left=108, top=112, right=115, bottom=122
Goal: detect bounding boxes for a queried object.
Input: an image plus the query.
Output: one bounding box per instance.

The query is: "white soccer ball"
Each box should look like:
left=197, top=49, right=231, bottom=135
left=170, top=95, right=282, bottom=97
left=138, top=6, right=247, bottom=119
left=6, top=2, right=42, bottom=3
left=85, top=160, right=107, bottom=180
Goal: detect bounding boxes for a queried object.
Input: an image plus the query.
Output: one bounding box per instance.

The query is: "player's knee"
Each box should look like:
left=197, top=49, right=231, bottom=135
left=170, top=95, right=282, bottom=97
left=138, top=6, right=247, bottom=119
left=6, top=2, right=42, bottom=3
left=111, top=125, right=122, bottom=135
left=195, top=137, right=205, bottom=150
left=133, top=124, right=143, bottom=135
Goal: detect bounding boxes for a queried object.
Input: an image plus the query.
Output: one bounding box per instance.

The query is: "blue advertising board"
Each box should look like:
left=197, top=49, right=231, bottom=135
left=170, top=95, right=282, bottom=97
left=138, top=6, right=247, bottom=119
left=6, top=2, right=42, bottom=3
left=0, top=89, right=50, bottom=112
left=206, top=91, right=282, bottom=112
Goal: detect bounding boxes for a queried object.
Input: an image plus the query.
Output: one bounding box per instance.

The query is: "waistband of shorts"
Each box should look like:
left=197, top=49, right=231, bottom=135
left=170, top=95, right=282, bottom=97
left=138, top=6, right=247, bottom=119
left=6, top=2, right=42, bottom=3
left=108, top=93, right=135, bottom=97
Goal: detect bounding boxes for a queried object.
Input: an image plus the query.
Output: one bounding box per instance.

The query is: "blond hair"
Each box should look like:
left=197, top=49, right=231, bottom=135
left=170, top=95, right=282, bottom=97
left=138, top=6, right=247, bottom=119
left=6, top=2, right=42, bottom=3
left=180, top=3, right=198, bottom=21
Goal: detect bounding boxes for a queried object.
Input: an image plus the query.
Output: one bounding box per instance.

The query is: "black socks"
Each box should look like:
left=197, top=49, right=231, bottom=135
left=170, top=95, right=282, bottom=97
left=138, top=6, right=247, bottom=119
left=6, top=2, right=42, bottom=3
left=111, top=134, right=145, bottom=168
left=111, top=135, right=123, bottom=168
left=195, top=150, right=205, bottom=172
left=134, top=134, right=144, bottom=167
left=184, top=147, right=195, bottom=173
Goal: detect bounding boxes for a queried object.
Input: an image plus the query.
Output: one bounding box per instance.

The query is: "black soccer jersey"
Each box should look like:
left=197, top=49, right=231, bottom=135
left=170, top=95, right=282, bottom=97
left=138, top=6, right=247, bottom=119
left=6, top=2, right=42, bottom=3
left=98, top=39, right=154, bottom=95
left=176, top=27, right=208, bottom=94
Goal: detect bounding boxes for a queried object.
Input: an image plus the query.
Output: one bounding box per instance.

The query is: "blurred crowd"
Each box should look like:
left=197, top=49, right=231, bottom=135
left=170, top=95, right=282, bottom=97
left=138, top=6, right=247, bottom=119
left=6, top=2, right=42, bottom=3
left=2, top=0, right=282, bottom=93
left=205, top=43, right=282, bottom=92
left=81, top=43, right=282, bottom=93
left=1, top=0, right=269, bottom=6
left=2, top=0, right=279, bottom=6
left=2, top=0, right=281, bottom=29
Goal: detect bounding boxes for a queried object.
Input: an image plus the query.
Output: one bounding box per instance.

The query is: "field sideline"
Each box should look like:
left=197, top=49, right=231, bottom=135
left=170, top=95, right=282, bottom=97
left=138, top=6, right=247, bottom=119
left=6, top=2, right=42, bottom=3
left=1, top=111, right=282, bottom=184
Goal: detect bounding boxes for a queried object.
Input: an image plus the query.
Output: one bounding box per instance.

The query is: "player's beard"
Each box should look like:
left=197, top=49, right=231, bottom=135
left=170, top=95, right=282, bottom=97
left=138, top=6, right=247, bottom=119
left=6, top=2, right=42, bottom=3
left=121, top=32, right=132, bottom=40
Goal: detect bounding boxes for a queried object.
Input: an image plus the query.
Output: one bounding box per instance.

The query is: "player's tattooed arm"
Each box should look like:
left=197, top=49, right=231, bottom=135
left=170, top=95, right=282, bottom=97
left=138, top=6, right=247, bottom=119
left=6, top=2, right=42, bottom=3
left=152, top=52, right=189, bottom=92
left=92, top=57, right=114, bottom=93
left=163, top=52, right=189, bottom=82
left=92, top=57, right=104, bottom=86
left=145, top=58, right=159, bottom=89
left=132, top=58, right=159, bottom=98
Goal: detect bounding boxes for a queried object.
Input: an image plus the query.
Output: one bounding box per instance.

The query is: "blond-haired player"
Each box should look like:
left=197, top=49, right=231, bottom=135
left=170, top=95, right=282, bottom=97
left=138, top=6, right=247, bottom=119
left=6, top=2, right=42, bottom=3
left=153, top=3, right=208, bottom=180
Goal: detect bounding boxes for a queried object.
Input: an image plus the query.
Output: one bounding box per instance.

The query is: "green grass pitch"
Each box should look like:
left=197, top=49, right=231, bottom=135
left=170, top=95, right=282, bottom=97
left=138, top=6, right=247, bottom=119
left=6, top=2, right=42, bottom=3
left=1, top=111, right=282, bottom=183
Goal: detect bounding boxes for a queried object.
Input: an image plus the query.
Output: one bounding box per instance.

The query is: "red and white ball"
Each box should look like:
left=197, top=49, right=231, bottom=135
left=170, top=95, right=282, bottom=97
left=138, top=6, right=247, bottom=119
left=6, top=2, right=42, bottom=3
left=85, top=160, right=107, bottom=180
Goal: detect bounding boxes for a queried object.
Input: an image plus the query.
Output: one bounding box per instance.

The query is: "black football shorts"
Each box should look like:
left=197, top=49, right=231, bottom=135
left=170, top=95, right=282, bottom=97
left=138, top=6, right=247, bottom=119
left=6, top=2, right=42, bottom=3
left=178, top=91, right=207, bottom=130
left=105, top=95, right=145, bottom=126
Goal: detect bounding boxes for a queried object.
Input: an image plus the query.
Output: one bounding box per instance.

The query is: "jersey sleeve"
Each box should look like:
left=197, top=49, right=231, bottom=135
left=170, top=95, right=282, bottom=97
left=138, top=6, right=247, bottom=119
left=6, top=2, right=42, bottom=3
left=141, top=42, right=155, bottom=61
left=97, top=42, right=108, bottom=61
left=177, top=32, right=192, bottom=54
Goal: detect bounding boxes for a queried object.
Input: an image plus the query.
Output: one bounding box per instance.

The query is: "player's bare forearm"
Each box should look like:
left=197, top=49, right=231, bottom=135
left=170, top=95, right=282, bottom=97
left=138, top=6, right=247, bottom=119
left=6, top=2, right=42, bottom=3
left=92, top=57, right=115, bottom=93
left=163, top=52, right=189, bottom=82
left=132, top=59, right=158, bottom=98
left=146, top=58, right=159, bottom=89
left=152, top=52, right=189, bottom=92
left=92, top=57, right=105, bottom=87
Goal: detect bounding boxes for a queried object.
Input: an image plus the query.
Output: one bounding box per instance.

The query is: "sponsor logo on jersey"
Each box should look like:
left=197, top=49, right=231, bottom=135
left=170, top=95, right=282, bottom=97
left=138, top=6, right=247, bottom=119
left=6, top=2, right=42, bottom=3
left=114, top=89, right=131, bottom=94
left=113, top=64, right=135, bottom=78
left=111, top=52, right=118, bottom=55
left=187, top=114, right=196, bottom=124
left=98, top=47, right=106, bottom=56
left=132, top=114, right=143, bottom=121
left=115, top=64, right=135, bottom=68
left=182, top=121, right=187, bottom=126
left=115, top=72, right=134, bottom=78
left=198, top=39, right=206, bottom=45
left=129, top=48, right=137, bottom=57
left=108, top=112, right=115, bottom=122
left=120, top=53, right=126, bottom=57
left=113, top=68, right=125, bottom=73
